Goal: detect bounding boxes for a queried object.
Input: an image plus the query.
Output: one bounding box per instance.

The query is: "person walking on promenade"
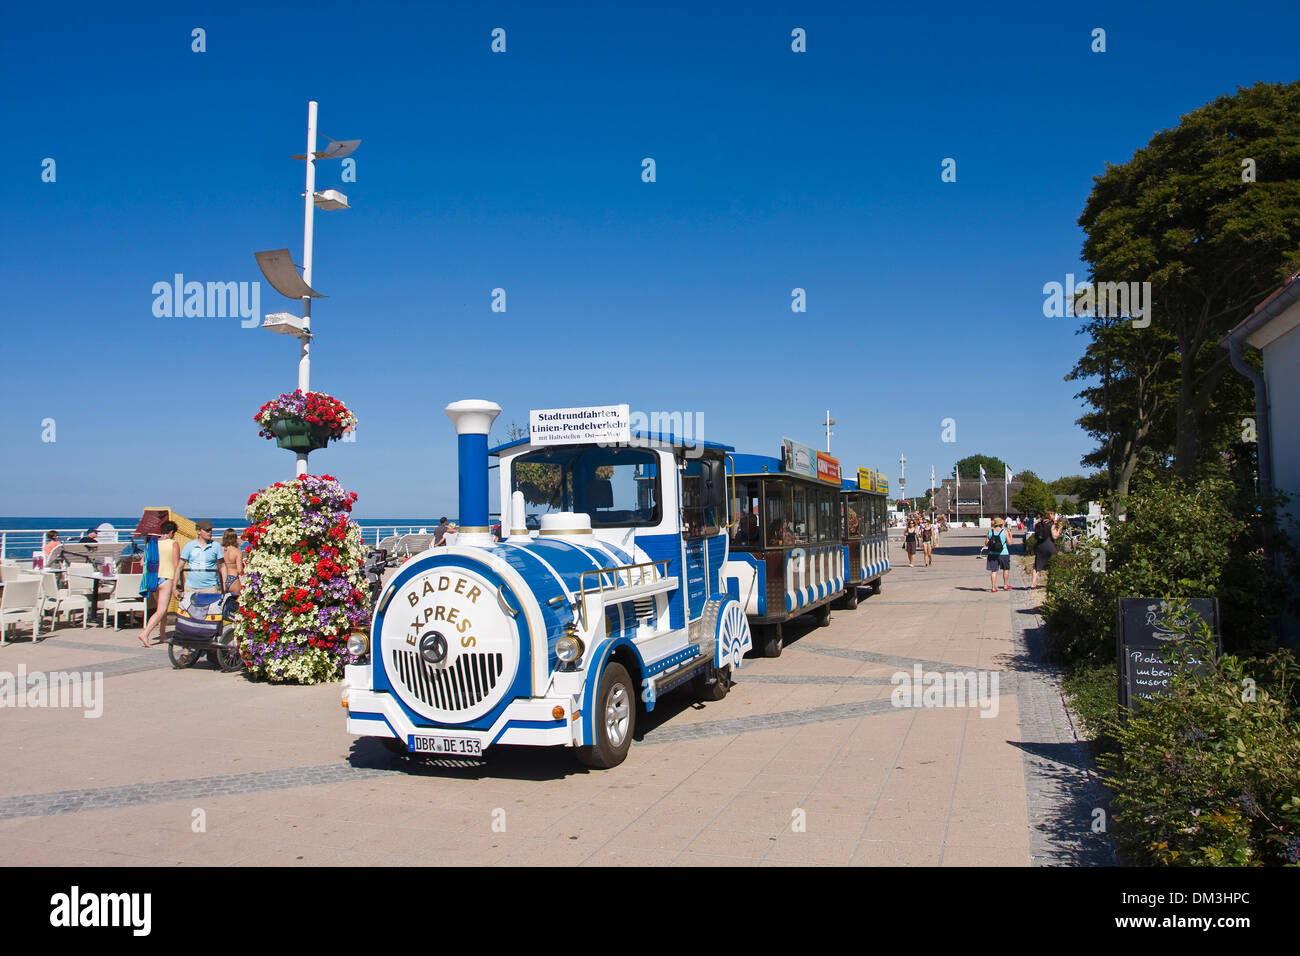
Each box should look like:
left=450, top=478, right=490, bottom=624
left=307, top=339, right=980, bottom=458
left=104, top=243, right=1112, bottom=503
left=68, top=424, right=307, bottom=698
left=921, top=517, right=934, bottom=566
left=1031, top=511, right=1059, bottom=589
left=221, top=528, right=245, bottom=597
left=138, top=520, right=180, bottom=647
left=180, top=520, right=223, bottom=594
left=904, top=518, right=918, bottom=568
left=986, top=517, right=1012, bottom=592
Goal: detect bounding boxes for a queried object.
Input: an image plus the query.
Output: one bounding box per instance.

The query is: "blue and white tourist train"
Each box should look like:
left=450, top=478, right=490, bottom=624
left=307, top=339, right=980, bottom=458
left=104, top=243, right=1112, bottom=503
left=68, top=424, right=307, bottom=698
left=723, top=447, right=890, bottom=657
left=342, top=400, right=753, bottom=768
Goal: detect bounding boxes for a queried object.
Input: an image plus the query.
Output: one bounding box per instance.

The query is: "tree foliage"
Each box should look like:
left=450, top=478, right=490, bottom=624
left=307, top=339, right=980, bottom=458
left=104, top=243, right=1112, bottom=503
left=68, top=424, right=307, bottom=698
left=1012, top=476, right=1055, bottom=517
left=954, top=453, right=1008, bottom=480
left=1071, top=81, right=1300, bottom=495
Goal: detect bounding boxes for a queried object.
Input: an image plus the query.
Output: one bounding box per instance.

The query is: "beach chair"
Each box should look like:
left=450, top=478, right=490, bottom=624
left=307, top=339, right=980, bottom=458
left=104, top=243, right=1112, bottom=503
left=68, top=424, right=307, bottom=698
left=1, top=578, right=41, bottom=644
left=101, top=573, right=145, bottom=629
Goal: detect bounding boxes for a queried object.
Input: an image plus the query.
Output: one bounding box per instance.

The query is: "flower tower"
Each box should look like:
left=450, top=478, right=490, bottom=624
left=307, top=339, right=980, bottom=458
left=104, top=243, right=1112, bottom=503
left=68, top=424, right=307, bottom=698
left=236, top=474, right=370, bottom=682
left=239, top=388, right=369, bottom=683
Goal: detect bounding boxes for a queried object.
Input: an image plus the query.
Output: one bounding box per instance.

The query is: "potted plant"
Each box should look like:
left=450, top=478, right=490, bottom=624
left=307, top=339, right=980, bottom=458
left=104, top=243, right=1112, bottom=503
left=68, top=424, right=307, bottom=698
left=255, top=390, right=357, bottom=452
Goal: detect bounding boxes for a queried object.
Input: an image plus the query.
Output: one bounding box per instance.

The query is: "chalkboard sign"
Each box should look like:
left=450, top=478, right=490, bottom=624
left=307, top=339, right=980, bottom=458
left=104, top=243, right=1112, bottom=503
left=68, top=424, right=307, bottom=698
left=1116, top=597, right=1221, bottom=711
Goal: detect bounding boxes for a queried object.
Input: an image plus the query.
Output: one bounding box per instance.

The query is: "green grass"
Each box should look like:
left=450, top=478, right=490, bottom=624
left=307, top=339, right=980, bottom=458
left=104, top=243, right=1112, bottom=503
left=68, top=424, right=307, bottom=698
left=1062, top=662, right=1120, bottom=753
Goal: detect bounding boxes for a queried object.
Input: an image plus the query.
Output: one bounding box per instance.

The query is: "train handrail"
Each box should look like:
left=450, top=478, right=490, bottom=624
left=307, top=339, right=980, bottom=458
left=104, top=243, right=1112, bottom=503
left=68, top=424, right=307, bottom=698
left=575, top=559, right=675, bottom=629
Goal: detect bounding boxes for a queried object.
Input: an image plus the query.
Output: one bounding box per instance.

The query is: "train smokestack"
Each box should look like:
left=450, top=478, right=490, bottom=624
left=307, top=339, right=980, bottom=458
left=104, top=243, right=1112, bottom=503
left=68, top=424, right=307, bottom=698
left=444, top=399, right=502, bottom=545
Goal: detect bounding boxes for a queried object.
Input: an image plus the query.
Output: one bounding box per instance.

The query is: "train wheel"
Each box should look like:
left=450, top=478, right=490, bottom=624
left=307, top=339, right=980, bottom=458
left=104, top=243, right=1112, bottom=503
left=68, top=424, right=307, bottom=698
left=577, top=662, right=635, bottom=769
left=168, top=642, right=203, bottom=669
left=761, top=624, right=783, bottom=658
left=844, top=586, right=859, bottom=610
left=872, top=578, right=883, bottom=595
left=693, top=664, right=731, bottom=702
left=815, top=604, right=832, bottom=627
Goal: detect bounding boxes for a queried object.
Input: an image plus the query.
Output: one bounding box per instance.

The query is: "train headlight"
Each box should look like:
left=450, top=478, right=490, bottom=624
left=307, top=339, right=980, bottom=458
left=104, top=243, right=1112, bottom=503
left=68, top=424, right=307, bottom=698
left=556, top=634, right=585, bottom=664
left=347, top=632, right=370, bottom=657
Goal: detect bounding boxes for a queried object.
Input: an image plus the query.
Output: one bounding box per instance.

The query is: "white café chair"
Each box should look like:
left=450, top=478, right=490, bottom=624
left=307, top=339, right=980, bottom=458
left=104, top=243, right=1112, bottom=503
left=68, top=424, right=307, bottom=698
left=1, top=563, right=40, bottom=584
left=58, top=574, right=95, bottom=628
left=1, top=578, right=41, bottom=644
left=36, top=571, right=65, bottom=633
left=101, top=573, right=145, bottom=629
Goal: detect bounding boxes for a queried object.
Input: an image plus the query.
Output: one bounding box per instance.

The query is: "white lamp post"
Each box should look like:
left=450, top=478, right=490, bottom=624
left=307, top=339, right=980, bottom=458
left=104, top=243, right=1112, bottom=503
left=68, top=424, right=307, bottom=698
left=255, top=101, right=360, bottom=476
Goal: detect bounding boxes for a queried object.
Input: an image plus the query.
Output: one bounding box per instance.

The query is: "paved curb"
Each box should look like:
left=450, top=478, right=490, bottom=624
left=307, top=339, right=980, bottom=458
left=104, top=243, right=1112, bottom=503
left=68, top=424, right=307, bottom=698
left=1009, top=561, right=1117, bottom=866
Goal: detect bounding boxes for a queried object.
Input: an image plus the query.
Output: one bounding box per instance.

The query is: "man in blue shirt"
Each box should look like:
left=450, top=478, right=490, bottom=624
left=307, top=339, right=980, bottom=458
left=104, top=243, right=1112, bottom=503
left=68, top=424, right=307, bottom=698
left=180, top=520, right=223, bottom=593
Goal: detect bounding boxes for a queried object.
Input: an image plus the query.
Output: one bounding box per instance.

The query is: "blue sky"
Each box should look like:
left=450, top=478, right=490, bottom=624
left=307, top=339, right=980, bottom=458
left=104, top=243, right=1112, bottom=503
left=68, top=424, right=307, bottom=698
left=2, top=0, right=1296, bottom=519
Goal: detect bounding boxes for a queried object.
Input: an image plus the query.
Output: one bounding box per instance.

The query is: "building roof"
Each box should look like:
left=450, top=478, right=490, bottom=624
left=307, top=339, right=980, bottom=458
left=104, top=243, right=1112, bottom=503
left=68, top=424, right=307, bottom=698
left=1226, top=269, right=1300, bottom=350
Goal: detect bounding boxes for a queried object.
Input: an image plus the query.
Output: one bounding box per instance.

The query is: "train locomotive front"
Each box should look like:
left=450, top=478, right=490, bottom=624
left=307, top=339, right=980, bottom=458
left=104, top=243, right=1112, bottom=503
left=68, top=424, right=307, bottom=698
left=342, top=400, right=752, bottom=768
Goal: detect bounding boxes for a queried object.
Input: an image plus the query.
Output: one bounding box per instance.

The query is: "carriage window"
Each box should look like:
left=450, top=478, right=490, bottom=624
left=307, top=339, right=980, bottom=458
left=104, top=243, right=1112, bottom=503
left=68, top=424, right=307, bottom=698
left=732, top=480, right=761, bottom=548
left=845, top=496, right=862, bottom=538
left=791, top=486, right=810, bottom=543
left=511, top=447, right=660, bottom=527
left=819, top=487, right=836, bottom=542
left=765, top=481, right=793, bottom=547
left=682, top=454, right=726, bottom=538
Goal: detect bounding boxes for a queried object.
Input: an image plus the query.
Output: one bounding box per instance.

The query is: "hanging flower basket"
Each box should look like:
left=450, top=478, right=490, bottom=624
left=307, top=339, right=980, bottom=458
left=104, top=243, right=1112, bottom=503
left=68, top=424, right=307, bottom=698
left=271, top=418, right=333, bottom=451
left=256, top=390, right=357, bottom=451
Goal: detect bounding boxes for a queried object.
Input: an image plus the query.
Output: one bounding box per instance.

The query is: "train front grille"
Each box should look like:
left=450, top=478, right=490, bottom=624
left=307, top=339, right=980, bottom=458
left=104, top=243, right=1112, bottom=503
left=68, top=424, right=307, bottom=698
left=390, top=649, right=505, bottom=712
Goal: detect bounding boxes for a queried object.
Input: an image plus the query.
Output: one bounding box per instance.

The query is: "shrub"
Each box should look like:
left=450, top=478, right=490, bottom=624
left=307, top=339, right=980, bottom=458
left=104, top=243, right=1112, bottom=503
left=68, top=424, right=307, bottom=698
left=1040, top=474, right=1293, bottom=667
left=1100, top=608, right=1300, bottom=866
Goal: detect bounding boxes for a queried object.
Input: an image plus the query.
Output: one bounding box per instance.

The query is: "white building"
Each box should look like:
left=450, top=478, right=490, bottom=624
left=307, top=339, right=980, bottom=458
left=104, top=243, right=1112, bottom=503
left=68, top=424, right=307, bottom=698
left=1224, top=270, right=1300, bottom=539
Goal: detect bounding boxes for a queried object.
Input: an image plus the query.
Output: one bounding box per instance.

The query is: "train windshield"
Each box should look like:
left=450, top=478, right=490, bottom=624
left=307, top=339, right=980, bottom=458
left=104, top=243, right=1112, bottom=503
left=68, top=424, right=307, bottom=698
left=511, top=446, right=661, bottom=528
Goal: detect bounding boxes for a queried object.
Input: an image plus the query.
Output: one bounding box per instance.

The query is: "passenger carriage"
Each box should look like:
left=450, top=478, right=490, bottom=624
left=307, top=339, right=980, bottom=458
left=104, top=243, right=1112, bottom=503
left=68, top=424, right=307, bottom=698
left=840, top=467, right=891, bottom=608
left=342, top=400, right=752, bottom=769
left=722, top=440, right=846, bottom=658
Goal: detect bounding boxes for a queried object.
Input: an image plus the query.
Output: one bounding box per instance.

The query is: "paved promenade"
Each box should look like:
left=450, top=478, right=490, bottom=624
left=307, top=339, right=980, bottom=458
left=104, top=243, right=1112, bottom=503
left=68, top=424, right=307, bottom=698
left=0, top=529, right=1112, bottom=866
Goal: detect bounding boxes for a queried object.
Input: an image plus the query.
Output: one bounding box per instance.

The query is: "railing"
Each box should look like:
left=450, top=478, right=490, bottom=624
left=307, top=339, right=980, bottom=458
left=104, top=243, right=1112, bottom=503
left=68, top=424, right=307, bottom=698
left=1, top=529, right=113, bottom=563
left=576, top=559, right=676, bottom=629
left=1, top=523, right=478, bottom=562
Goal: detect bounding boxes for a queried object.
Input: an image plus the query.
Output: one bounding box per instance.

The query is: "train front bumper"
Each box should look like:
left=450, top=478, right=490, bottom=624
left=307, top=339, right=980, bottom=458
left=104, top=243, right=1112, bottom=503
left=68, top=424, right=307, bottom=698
left=342, top=664, right=579, bottom=750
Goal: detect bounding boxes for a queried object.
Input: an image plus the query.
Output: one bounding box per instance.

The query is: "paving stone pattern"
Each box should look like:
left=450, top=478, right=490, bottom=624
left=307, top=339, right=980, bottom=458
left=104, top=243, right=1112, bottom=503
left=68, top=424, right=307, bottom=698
left=0, top=529, right=1109, bottom=866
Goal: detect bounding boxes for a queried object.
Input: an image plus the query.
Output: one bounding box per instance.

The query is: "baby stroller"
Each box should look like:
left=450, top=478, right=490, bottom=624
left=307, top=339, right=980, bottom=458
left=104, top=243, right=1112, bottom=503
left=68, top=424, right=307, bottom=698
left=168, top=591, right=245, bottom=672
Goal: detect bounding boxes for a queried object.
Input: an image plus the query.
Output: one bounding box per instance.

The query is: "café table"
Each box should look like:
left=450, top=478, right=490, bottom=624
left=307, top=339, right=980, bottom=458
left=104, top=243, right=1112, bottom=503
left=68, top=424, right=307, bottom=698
left=64, top=569, right=117, bottom=622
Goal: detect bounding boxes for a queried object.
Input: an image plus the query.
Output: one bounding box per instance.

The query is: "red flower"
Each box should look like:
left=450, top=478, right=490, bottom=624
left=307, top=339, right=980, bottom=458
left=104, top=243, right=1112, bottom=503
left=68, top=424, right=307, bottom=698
left=291, top=553, right=303, bottom=564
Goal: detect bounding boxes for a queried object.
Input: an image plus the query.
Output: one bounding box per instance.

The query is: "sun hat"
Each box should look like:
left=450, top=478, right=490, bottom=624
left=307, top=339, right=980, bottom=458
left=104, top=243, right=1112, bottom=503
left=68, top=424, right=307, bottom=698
left=195, top=519, right=214, bottom=531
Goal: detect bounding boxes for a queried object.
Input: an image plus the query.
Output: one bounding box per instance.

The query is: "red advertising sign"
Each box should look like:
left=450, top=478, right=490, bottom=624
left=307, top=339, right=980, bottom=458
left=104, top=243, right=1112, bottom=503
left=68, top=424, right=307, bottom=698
left=816, top=452, right=841, bottom=484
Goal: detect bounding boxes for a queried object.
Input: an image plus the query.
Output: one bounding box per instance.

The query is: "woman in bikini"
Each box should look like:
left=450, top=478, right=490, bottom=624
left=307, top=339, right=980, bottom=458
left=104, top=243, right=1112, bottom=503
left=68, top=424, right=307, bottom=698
left=221, top=528, right=245, bottom=597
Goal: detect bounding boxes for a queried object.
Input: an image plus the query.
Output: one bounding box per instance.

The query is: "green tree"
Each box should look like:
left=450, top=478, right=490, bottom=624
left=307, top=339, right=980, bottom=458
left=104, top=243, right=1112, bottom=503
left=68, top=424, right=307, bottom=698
left=1073, top=80, right=1300, bottom=493
left=954, top=454, right=1008, bottom=480
left=1049, top=475, right=1089, bottom=496
left=1012, top=476, right=1055, bottom=517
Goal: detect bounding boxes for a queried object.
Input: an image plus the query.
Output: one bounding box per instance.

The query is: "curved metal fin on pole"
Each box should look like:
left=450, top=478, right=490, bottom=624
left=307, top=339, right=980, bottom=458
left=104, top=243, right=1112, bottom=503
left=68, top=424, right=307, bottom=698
left=254, top=248, right=325, bottom=300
